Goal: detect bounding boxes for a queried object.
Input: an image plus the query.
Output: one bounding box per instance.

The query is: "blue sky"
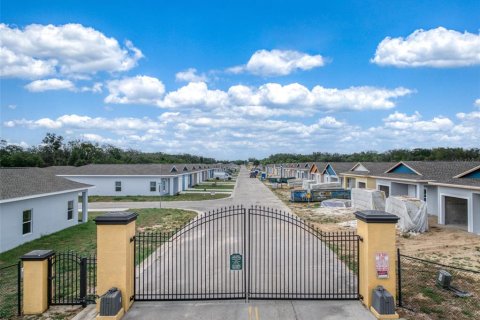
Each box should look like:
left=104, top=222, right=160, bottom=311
left=1, top=0, right=479, bottom=160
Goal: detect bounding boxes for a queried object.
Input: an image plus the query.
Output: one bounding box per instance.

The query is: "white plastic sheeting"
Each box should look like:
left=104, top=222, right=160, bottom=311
left=302, top=180, right=316, bottom=190
left=310, top=182, right=342, bottom=190
left=288, top=179, right=304, bottom=188
left=351, top=188, right=386, bottom=211
left=321, top=199, right=352, bottom=208
left=386, top=196, right=428, bottom=233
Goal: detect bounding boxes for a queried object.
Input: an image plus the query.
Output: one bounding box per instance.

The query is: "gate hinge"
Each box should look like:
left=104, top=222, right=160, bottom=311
left=358, top=236, right=363, bottom=242
left=130, top=295, right=135, bottom=301
left=359, top=294, right=364, bottom=300
left=130, top=236, right=136, bottom=243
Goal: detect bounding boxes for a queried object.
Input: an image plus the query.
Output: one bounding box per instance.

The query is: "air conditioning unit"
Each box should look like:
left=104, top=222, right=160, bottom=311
left=99, top=287, right=122, bottom=316
left=371, top=286, right=395, bottom=315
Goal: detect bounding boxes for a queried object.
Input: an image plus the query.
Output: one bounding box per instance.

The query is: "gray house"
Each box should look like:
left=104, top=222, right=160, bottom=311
left=0, top=168, right=91, bottom=253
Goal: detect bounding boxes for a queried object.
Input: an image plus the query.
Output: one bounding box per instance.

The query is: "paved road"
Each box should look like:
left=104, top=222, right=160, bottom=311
left=124, top=166, right=372, bottom=319
left=86, top=166, right=288, bottom=212
left=124, top=300, right=375, bottom=320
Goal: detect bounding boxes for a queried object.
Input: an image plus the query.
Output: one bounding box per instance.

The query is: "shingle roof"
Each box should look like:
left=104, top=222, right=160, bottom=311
left=0, top=168, right=92, bottom=201
left=341, top=161, right=480, bottom=188
left=327, top=162, right=357, bottom=175
left=46, top=163, right=212, bottom=176
left=310, top=162, right=328, bottom=173
left=341, top=162, right=396, bottom=176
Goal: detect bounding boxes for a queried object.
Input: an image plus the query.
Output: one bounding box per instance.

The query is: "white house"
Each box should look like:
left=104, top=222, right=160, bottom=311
left=46, top=163, right=219, bottom=196
left=0, top=168, right=92, bottom=253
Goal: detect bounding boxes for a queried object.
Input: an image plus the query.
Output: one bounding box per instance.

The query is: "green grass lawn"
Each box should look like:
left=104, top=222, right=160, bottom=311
left=0, top=208, right=196, bottom=319
left=88, top=193, right=229, bottom=202
left=192, top=184, right=234, bottom=190
left=0, top=208, right=196, bottom=266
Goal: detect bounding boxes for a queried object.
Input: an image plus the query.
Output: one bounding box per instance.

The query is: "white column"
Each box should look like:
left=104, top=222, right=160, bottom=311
left=169, top=177, right=174, bottom=195
left=82, top=191, right=88, bottom=223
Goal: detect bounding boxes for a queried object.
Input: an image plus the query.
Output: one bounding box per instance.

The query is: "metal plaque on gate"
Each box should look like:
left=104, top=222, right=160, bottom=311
left=230, top=253, right=242, bottom=270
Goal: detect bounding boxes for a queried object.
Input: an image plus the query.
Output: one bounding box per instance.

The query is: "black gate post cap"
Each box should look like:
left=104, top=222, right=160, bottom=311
left=354, top=210, right=400, bottom=224
left=21, top=249, right=55, bottom=261
left=94, top=211, right=138, bottom=225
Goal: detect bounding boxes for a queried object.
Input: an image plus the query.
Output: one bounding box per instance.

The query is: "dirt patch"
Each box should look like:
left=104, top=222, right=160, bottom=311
left=270, top=184, right=480, bottom=270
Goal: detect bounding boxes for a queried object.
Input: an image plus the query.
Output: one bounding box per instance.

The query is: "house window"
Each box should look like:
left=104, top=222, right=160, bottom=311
left=150, top=181, right=156, bottom=192
left=67, top=200, right=74, bottom=220
left=161, top=179, right=167, bottom=192
left=423, top=188, right=427, bottom=202
left=22, top=209, right=32, bottom=235
left=115, top=181, right=121, bottom=192
left=358, top=182, right=366, bottom=189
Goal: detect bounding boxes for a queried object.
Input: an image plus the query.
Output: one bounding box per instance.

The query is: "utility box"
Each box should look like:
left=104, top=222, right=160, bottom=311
left=371, top=286, right=395, bottom=315
left=99, top=288, right=122, bottom=316
left=436, top=270, right=452, bottom=289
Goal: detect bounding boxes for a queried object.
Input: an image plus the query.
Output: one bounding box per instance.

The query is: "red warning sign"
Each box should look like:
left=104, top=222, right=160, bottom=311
left=375, top=252, right=389, bottom=279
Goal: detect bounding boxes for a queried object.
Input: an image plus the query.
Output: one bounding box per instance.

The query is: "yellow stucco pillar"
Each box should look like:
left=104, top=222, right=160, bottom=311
left=21, top=250, right=55, bottom=315
left=95, top=212, right=138, bottom=313
left=355, top=210, right=399, bottom=309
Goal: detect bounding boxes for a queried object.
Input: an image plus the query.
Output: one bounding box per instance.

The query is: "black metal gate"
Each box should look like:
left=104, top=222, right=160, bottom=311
left=49, top=252, right=97, bottom=306
left=134, top=206, right=359, bottom=301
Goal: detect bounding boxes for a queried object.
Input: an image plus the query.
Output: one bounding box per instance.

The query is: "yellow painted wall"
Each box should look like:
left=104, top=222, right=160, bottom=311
left=357, top=220, right=397, bottom=307
left=355, top=177, right=376, bottom=189
left=97, top=222, right=135, bottom=312
left=23, top=260, right=49, bottom=314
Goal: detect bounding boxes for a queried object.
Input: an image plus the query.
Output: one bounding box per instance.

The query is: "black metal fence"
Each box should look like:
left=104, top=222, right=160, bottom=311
left=397, top=250, right=480, bottom=320
left=135, top=205, right=359, bottom=301
left=0, top=262, right=21, bottom=318
left=49, top=252, right=97, bottom=306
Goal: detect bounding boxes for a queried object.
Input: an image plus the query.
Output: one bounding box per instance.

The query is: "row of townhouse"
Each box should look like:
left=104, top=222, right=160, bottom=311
left=265, top=161, right=480, bottom=235
left=46, top=163, right=222, bottom=196
left=0, top=163, right=223, bottom=253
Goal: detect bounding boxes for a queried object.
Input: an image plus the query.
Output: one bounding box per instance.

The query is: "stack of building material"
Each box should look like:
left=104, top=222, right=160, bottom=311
left=288, top=179, right=304, bottom=188
left=386, top=196, right=428, bottom=233
left=351, top=188, right=386, bottom=211
left=310, top=182, right=342, bottom=190
left=321, top=199, right=352, bottom=208
left=302, top=180, right=316, bottom=190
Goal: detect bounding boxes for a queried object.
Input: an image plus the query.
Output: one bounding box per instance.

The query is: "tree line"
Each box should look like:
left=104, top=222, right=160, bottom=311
left=0, top=133, right=217, bottom=167
left=260, top=148, right=480, bottom=165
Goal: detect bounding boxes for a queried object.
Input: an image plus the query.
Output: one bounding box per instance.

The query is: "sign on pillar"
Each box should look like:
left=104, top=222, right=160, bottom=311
left=354, top=210, right=399, bottom=310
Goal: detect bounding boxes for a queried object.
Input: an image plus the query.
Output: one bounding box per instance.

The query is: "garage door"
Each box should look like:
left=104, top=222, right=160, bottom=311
left=444, top=196, right=468, bottom=227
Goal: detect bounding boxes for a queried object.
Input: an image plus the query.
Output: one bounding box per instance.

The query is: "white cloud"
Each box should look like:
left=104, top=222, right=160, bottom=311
left=0, top=23, right=143, bottom=79
left=105, top=76, right=165, bottom=104
left=4, top=114, right=164, bottom=132
left=228, top=49, right=325, bottom=76
left=80, top=82, right=103, bottom=93
left=175, top=68, right=207, bottom=82
left=24, top=78, right=75, bottom=92
left=105, top=76, right=412, bottom=111
left=158, top=81, right=229, bottom=108
left=4, top=108, right=480, bottom=159
left=7, top=104, right=17, bottom=109
left=475, top=99, right=480, bottom=108
left=383, top=111, right=454, bottom=131
left=372, top=27, right=480, bottom=67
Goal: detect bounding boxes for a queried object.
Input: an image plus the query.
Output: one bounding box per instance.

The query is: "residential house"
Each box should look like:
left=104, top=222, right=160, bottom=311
left=47, top=164, right=218, bottom=196
left=0, top=168, right=92, bottom=253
